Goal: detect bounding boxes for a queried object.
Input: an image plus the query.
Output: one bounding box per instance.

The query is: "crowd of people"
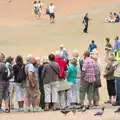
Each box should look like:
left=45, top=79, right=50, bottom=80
left=33, top=1, right=55, bottom=24
left=0, top=37, right=120, bottom=113
left=105, top=12, right=120, bottom=23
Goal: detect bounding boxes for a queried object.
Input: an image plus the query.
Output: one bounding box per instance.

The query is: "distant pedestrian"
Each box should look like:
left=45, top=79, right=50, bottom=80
left=49, top=3, right=55, bottom=24
left=83, top=13, right=91, bottom=33
left=88, top=40, right=97, bottom=53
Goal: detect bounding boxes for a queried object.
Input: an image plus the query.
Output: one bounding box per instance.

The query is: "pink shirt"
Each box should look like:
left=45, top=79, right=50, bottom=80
left=82, top=57, right=96, bottom=83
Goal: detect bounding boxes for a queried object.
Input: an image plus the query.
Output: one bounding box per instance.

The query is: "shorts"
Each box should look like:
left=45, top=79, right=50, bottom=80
left=50, top=13, right=55, bottom=18
left=25, top=85, right=40, bottom=99
left=0, top=82, right=9, bottom=101
left=15, top=83, right=24, bottom=101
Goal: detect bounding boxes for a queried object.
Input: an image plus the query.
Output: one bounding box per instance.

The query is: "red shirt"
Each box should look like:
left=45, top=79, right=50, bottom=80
left=54, top=58, right=68, bottom=79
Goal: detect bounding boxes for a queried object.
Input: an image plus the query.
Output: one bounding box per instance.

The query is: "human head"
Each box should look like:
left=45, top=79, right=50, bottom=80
left=50, top=3, right=53, bottom=6
left=35, top=56, right=41, bottom=66
left=0, top=53, right=5, bottom=62
left=115, top=36, right=119, bottom=41
left=48, top=54, right=55, bottom=62
left=86, top=13, right=88, bottom=17
left=105, top=37, right=110, bottom=43
left=83, top=51, right=90, bottom=59
left=92, top=40, right=95, bottom=44
left=60, top=44, right=64, bottom=50
left=27, top=56, right=36, bottom=65
left=70, top=58, right=77, bottom=66
left=55, top=51, right=61, bottom=58
left=72, top=50, right=79, bottom=58
left=42, top=56, right=49, bottom=63
left=114, top=13, right=117, bottom=16
left=15, top=55, right=23, bottom=65
left=110, top=12, right=112, bottom=15
left=34, top=1, right=37, bottom=4
left=6, top=56, right=14, bottom=64
left=38, top=1, right=41, bottom=3
left=91, top=55, right=98, bottom=62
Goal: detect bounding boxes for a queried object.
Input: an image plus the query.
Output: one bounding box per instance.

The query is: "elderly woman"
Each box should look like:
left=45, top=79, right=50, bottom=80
left=42, top=54, right=60, bottom=111
left=67, top=58, right=78, bottom=107
left=104, top=55, right=116, bottom=104
left=91, top=55, right=100, bottom=108
left=72, top=50, right=81, bottom=104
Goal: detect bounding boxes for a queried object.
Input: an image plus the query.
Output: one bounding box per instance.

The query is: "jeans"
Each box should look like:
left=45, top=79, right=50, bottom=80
left=115, top=77, right=120, bottom=105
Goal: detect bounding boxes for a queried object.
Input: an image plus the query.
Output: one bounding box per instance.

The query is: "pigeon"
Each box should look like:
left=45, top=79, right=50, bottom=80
left=60, top=110, right=71, bottom=116
left=72, top=106, right=76, bottom=115
left=94, top=107, right=105, bottom=116
left=114, top=107, right=120, bottom=113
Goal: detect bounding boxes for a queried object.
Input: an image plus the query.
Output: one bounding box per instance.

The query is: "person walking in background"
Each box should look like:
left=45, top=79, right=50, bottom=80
left=104, top=55, right=116, bottom=105
left=49, top=3, right=55, bottom=24
left=88, top=40, right=97, bottom=53
left=37, top=1, right=42, bottom=18
left=42, top=54, right=60, bottom=111
left=13, top=56, right=25, bottom=112
left=33, top=1, right=39, bottom=19
left=67, top=58, right=77, bottom=107
left=113, top=51, right=120, bottom=106
left=83, top=13, right=91, bottom=33
left=80, top=51, right=96, bottom=108
left=54, top=51, right=68, bottom=109
left=38, top=57, right=49, bottom=109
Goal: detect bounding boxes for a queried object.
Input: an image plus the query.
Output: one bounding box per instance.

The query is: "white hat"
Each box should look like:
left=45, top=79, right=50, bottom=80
left=35, top=56, right=40, bottom=60
left=90, top=49, right=98, bottom=54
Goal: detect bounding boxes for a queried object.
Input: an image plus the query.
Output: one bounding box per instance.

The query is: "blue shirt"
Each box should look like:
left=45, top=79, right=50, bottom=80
left=114, top=40, right=120, bottom=51
left=89, top=44, right=97, bottom=52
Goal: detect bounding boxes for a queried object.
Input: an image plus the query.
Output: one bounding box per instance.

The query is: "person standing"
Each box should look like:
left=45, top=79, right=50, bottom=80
left=82, top=13, right=90, bottom=33
left=80, top=51, right=96, bottom=108
left=49, top=3, right=55, bottom=24
left=42, top=54, right=60, bottom=111
left=88, top=40, right=97, bottom=53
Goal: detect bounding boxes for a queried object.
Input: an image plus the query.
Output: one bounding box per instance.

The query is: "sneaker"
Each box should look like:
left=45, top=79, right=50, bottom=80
left=18, top=108, right=24, bottom=112
left=0, top=108, right=4, bottom=113
left=33, top=107, right=44, bottom=112
left=24, top=108, right=31, bottom=113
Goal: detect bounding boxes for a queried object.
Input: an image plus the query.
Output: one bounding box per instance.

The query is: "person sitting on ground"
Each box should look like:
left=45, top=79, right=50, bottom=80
left=105, top=12, right=113, bottom=23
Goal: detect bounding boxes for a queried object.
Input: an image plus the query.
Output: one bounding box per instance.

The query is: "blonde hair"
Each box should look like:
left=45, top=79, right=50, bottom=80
left=42, top=56, right=49, bottom=63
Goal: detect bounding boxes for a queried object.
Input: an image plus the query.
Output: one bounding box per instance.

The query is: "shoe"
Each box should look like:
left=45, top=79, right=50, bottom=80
left=18, top=108, right=24, bottom=112
left=0, top=108, right=4, bottom=113
left=33, top=107, right=44, bottom=112
left=5, top=109, right=10, bottom=113
left=104, top=100, right=112, bottom=104
left=112, top=103, right=120, bottom=106
left=24, top=108, right=31, bottom=113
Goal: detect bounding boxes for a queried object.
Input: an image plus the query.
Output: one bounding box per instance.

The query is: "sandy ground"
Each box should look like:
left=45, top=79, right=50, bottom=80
left=0, top=0, right=120, bottom=119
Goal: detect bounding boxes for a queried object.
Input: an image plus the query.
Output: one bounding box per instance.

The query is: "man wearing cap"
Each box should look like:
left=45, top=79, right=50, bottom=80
left=88, top=40, right=97, bottom=53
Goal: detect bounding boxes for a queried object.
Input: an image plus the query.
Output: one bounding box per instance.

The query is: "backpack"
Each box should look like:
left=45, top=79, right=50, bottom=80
left=16, top=65, right=26, bottom=83
left=2, top=65, right=9, bottom=81
left=7, top=64, right=14, bottom=80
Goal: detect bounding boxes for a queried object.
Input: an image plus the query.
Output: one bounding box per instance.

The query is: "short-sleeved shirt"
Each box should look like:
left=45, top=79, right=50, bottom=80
left=25, top=63, right=39, bottom=87
left=49, top=5, right=55, bottom=13
left=82, top=57, right=96, bottom=83
left=89, top=44, right=97, bottom=52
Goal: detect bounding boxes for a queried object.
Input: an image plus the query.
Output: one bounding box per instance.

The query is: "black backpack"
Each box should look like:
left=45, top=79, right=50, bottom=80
left=16, top=65, right=26, bottom=83
left=2, top=65, right=9, bottom=81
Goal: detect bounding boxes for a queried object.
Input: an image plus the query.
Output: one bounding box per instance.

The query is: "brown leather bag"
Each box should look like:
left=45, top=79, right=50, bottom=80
left=94, top=79, right=102, bottom=88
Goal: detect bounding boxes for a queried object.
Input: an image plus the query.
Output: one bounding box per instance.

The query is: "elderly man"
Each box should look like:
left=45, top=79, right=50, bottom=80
left=0, top=54, right=9, bottom=113
left=59, top=45, right=69, bottom=61
left=25, top=55, right=43, bottom=112
left=80, top=51, right=96, bottom=108
left=54, top=51, right=68, bottom=109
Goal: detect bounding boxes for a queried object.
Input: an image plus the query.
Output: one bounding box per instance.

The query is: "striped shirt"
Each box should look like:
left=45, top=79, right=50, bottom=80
left=82, top=57, right=96, bottom=83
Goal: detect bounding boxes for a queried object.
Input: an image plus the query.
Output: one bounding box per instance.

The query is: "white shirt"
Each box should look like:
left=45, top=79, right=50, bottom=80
left=49, top=5, right=55, bottom=13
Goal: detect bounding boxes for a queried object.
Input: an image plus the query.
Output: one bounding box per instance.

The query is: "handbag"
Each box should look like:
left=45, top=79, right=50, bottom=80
left=58, top=79, right=70, bottom=91
left=94, top=79, right=102, bottom=88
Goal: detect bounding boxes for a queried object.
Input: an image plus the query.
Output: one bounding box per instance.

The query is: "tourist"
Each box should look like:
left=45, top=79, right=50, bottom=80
left=42, top=54, right=60, bottom=111
left=88, top=40, right=97, bottom=53
left=49, top=3, right=55, bottom=23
